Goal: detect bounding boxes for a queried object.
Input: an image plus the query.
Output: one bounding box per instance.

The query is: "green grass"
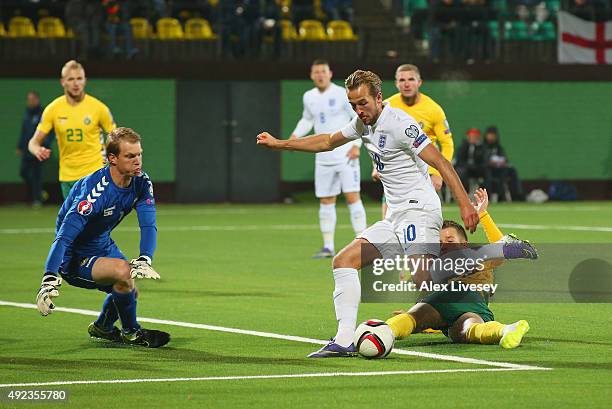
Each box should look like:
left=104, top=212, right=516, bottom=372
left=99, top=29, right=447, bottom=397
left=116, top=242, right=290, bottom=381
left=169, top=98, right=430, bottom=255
left=1, top=200, right=612, bottom=408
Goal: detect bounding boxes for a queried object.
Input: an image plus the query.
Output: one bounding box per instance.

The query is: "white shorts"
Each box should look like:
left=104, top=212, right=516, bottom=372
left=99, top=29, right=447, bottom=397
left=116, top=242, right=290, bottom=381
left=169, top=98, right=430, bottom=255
left=314, top=160, right=361, bottom=198
left=358, top=205, right=442, bottom=258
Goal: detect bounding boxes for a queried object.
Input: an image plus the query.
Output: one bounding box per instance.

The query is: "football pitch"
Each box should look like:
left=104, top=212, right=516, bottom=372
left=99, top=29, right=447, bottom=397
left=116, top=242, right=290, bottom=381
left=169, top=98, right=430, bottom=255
left=1, top=200, right=611, bottom=408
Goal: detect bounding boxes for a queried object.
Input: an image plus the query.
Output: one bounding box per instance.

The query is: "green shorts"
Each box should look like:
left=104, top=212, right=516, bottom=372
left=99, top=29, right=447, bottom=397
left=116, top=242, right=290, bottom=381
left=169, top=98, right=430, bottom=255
left=420, top=290, right=494, bottom=330
left=60, top=181, right=77, bottom=199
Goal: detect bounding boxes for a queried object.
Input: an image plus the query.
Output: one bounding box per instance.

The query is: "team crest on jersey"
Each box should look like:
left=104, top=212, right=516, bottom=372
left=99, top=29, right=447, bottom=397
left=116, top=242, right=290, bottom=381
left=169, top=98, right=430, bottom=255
left=77, top=200, right=93, bottom=216
left=83, top=116, right=92, bottom=125
left=329, top=98, right=336, bottom=107
left=413, top=134, right=428, bottom=148
left=378, top=134, right=387, bottom=148
left=405, top=124, right=420, bottom=139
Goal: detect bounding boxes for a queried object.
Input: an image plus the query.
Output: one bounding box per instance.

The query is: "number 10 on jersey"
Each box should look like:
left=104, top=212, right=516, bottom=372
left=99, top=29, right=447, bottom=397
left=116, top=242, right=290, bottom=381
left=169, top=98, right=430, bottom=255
left=372, top=153, right=384, bottom=171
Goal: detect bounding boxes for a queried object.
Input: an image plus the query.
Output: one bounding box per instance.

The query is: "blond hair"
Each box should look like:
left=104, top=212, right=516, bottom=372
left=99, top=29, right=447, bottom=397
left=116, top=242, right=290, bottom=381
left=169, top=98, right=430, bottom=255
left=395, top=64, right=421, bottom=79
left=61, top=60, right=85, bottom=78
left=106, top=127, right=141, bottom=158
left=344, top=70, right=382, bottom=98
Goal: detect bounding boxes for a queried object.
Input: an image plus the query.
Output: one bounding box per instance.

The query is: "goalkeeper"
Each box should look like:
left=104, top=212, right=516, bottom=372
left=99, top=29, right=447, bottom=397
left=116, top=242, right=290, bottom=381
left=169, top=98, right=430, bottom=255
left=35, top=127, right=170, bottom=348
left=386, top=188, right=530, bottom=349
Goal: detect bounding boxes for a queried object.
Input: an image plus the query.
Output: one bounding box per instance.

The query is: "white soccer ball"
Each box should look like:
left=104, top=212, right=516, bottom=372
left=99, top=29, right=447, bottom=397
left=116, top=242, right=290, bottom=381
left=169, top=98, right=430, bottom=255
left=354, top=319, right=395, bottom=359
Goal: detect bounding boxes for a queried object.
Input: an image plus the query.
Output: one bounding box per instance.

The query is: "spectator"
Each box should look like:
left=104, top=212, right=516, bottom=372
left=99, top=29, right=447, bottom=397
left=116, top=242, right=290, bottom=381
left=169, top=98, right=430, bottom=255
left=65, top=0, right=104, bottom=60
left=429, top=0, right=461, bottom=62
left=454, top=127, right=486, bottom=193
left=16, top=91, right=54, bottom=207
left=482, top=126, right=524, bottom=201
left=103, top=0, right=139, bottom=59
left=291, top=0, right=315, bottom=25
left=322, top=0, right=354, bottom=23
left=255, top=0, right=282, bottom=59
left=219, top=0, right=267, bottom=58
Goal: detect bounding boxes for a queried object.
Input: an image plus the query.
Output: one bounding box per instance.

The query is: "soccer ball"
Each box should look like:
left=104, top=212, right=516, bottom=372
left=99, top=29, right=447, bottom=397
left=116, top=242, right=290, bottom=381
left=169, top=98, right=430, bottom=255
left=354, top=319, right=395, bottom=359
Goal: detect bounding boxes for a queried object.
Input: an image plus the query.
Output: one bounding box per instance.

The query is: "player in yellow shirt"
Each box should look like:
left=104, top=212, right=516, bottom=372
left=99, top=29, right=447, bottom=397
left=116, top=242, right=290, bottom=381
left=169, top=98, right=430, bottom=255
left=28, top=60, right=116, bottom=198
left=374, top=64, right=454, bottom=218
left=385, top=188, right=530, bottom=349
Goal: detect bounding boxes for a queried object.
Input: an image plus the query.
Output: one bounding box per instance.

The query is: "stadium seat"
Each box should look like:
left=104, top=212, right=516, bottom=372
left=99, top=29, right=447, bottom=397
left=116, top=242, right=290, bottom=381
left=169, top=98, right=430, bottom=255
left=184, top=18, right=217, bottom=40
left=156, top=18, right=184, bottom=40
left=545, top=0, right=560, bottom=12
left=533, top=21, right=556, bottom=41
left=326, top=20, right=358, bottom=41
left=298, top=20, right=327, bottom=41
left=8, top=16, right=37, bottom=38
left=542, top=21, right=556, bottom=40
left=505, top=20, right=529, bottom=40
left=37, top=17, right=67, bottom=38
left=280, top=19, right=298, bottom=41
left=131, top=18, right=155, bottom=39
left=488, top=20, right=500, bottom=40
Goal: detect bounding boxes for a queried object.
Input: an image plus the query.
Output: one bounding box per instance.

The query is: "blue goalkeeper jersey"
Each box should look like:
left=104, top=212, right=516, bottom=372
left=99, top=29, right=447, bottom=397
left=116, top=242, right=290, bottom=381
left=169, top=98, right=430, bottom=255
left=44, top=166, right=157, bottom=275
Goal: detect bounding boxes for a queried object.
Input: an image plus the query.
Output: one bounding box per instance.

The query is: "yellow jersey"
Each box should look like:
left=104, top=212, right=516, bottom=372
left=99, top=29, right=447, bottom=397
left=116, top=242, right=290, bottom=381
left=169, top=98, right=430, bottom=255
left=384, top=92, right=453, bottom=177
left=37, top=94, right=116, bottom=182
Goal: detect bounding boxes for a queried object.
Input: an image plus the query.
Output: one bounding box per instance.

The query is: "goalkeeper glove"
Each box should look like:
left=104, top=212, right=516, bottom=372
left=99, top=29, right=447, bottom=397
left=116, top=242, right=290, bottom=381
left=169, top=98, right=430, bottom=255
left=36, top=274, right=62, bottom=316
left=129, top=256, right=160, bottom=280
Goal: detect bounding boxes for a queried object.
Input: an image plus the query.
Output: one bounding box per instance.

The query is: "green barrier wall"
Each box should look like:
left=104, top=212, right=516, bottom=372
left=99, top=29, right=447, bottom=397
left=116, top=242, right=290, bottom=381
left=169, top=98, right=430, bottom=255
left=0, top=79, right=175, bottom=183
left=281, top=80, right=612, bottom=181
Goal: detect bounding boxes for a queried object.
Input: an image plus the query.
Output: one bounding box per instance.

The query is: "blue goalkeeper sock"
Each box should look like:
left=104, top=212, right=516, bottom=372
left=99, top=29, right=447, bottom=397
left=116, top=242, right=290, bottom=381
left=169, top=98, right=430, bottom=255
left=112, top=289, right=141, bottom=332
left=94, top=293, right=119, bottom=331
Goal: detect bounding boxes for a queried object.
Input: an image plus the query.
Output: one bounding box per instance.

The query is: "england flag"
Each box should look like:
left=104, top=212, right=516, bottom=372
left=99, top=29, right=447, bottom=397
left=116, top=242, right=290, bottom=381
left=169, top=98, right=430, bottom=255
left=558, top=11, right=612, bottom=64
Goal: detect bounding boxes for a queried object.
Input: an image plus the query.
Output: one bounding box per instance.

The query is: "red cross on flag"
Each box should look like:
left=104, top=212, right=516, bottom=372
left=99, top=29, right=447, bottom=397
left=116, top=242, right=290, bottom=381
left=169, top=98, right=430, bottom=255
left=558, top=11, right=612, bottom=64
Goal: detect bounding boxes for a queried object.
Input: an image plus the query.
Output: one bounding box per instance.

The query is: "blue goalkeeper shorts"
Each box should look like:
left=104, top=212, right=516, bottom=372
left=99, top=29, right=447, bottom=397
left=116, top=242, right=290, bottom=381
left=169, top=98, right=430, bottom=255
left=59, top=244, right=127, bottom=293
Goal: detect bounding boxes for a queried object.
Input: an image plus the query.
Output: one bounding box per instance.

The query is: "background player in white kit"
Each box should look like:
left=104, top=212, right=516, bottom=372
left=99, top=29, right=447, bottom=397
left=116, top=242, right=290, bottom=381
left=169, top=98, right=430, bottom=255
left=258, top=70, right=479, bottom=357
left=290, top=60, right=367, bottom=258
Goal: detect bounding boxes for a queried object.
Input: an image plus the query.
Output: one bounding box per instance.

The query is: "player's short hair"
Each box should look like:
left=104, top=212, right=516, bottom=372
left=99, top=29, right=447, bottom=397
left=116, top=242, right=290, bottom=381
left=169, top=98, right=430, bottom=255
left=442, top=220, right=468, bottom=242
left=345, top=70, right=382, bottom=98
left=106, top=127, right=141, bottom=158
left=61, top=60, right=85, bottom=78
left=311, top=59, right=329, bottom=67
left=395, top=64, right=421, bottom=79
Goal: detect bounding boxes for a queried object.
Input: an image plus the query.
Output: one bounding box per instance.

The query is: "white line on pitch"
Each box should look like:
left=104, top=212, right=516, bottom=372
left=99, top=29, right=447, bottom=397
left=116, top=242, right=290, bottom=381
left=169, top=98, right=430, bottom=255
left=0, top=367, right=547, bottom=389
left=3, top=222, right=612, bottom=235
left=498, top=223, right=612, bottom=232
left=0, top=300, right=549, bottom=371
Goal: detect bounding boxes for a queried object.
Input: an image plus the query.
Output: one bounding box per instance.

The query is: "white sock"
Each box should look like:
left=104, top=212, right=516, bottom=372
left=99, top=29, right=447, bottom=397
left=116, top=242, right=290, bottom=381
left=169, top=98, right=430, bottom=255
left=348, top=200, right=367, bottom=235
left=319, top=203, right=336, bottom=251
left=332, top=267, right=361, bottom=347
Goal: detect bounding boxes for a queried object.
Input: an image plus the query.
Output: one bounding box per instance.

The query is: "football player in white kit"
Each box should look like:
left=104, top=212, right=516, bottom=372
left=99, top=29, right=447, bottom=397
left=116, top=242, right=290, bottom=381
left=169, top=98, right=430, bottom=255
left=290, top=60, right=367, bottom=258
left=258, top=70, right=480, bottom=357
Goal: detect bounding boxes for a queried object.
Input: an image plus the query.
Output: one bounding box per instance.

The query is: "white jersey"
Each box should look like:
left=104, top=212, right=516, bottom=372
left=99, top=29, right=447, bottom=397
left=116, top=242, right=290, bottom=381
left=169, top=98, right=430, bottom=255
left=292, top=83, right=359, bottom=165
left=341, top=103, right=441, bottom=217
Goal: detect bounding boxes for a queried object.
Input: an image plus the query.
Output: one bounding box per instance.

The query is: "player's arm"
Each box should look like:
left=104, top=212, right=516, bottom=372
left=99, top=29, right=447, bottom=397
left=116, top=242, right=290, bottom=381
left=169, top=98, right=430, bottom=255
left=418, top=144, right=478, bottom=233
left=28, top=129, right=52, bottom=161
left=37, top=208, right=89, bottom=316
left=473, top=188, right=504, bottom=243
left=257, top=130, right=350, bottom=153
left=432, top=112, right=454, bottom=166
left=29, top=104, right=55, bottom=161
left=429, top=113, right=454, bottom=189
left=290, top=95, right=314, bottom=139
left=130, top=175, right=160, bottom=280
left=100, top=105, right=117, bottom=133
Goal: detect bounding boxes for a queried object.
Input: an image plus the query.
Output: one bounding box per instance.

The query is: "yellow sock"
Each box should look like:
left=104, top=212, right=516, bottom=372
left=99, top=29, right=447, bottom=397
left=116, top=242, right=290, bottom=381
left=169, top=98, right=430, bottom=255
left=466, top=321, right=505, bottom=344
left=386, top=313, right=416, bottom=339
